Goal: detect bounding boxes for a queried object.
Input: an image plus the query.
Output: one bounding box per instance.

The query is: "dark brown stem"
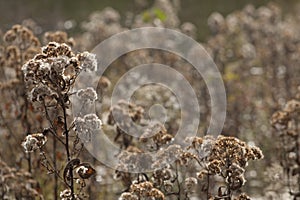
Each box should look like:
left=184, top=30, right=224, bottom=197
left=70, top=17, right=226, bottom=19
left=282, top=135, right=292, bottom=194
left=53, top=135, right=58, bottom=200
left=296, top=134, right=300, bottom=194
left=225, top=154, right=232, bottom=200
left=20, top=48, right=32, bottom=173
left=295, top=118, right=300, bottom=194
left=39, top=150, right=64, bottom=181
left=43, top=102, right=66, bottom=145
left=175, top=162, right=181, bottom=200
left=207, top=172, right=210, bottom=200
left=61, top=100, right=75, bottom=199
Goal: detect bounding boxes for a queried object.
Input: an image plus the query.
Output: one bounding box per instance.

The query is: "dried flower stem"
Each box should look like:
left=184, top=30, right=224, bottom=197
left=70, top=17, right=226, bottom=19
left=60, top=99, right=75, bottom=199
left=53, top=133, right=58, bottom=200
left=207, top=172, right=210, bottom=200
left=43, top=103, right=65, bottom=145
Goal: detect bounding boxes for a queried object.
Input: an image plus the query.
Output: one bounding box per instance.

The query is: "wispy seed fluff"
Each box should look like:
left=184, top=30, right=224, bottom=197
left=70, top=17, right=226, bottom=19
left=73, top=113, right=102, bottom=142
left=76, top=87, right=98, bottom=102
left=77, top=51, right=98, bottom=72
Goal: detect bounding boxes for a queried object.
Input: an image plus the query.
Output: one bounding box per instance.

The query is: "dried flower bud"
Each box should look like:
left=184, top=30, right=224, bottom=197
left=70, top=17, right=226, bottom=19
left=44, top=31, right=75, bottom=47
left=3, top=30, right=17, bottom=43
left=207, top=12, right=225, bottom=34
left=149, top=188, right=165, bottom=200
left=42, top=42, right=73, bottom=57
left=234, top=193, right=251, bottom=200
left=98, top=76, right=111, bottom=89
left=197, top=169, right=208, bottom=179
left=76, top=87, right=98, bottom=102
left=119, top=192, right=138, bottom=200
left=163, top=180, right=173, bottom=192
left=77, top=51, right=97, bottom=72
left=73, top=113, right=102, bottom=142
left=60, top=189, right=77, bottom=200
left=284, top=99, right=300, bottom=113
left=271, top=111, right=290, bottom=130
left=185, top=177, right=198, bottom=192
left=186, top=136, right=204, bottom=150
left=207, top=159, right=222, bottom=174
left=29, top=84, right=57, bottom=103
left=75, top=163, right=96, bottom=179
left=22, top=133, right=47, bottom=153
left=250, top=146, right=264, bottom=160
left=4, top=25, right=40, bottom=50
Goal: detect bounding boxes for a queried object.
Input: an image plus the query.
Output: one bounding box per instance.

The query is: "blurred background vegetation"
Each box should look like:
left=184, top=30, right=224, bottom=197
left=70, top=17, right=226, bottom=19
left=1, top=0, right=300, bottom=199
left=0, top=0, right=299, bottom=40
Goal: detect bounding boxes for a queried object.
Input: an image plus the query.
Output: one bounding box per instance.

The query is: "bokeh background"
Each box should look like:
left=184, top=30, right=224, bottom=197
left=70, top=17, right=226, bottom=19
left=1, top=0, right=300, bottom=199
left=1, top=0, right=298, bottom=40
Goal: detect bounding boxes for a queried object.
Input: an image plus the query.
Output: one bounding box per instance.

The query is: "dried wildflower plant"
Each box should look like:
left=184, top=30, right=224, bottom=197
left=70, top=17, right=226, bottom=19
left=129, top=181, right=165, bottom=200
left=3, top=24, right=40, bottom=70
left=106, top=98, right=263, bottom=200
left=271, top=87, right=300, bottom=199
left=0, top=24, right=41, bottom=133
left=178, top=135, right=264, bottom=199
left=107, top=100, right=145, bottom=149
left=0, top=24, right=91, bottom=199
left=115, top=134, right=263, bottom=200
left=0, top=2, right=286, bottom=199
left=19, top=41, right=101, bottom=199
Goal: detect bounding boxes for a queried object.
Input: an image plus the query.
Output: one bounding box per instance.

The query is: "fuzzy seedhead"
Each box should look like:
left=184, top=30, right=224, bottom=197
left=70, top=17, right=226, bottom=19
left=73, top=113, right=102, bottom=142
left=180, top=135, right=263, bottom=198
left=22, top=133, right=47, bottom=153
left=22, top=42, right=97, bottom=105
left=76, top=87, right=98, bottom=103
left=122, top=181, right=165, bottom=200
left=44, top=31, right=75, bottom=47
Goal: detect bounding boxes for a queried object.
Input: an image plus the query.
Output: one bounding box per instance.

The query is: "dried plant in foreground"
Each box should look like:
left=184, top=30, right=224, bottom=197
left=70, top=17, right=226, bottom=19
left=21, top=41, right=101, bottom=199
